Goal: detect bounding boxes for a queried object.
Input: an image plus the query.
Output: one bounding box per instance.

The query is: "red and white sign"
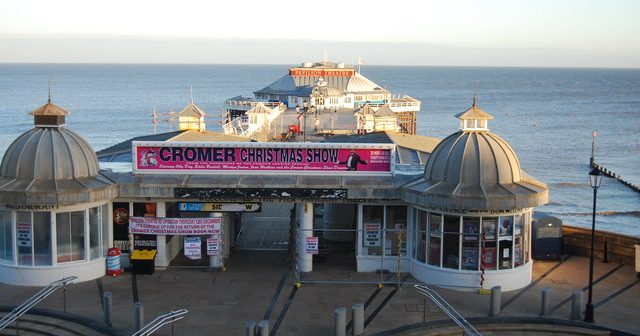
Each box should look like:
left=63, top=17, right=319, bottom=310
left=129, top=217, right=221, bottom=235
left=133, top=142, right=393, bottom=175
left=289, top=69, right=355, bottom=77
left=305, top=237, right=319, bottom=255
left=207, top=238, right=221, bottom=256
left=364, top=223, right=381, bottom=247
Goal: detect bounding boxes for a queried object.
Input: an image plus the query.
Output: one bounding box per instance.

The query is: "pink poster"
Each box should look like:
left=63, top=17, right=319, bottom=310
left=135, top=144, right=392, bottom=173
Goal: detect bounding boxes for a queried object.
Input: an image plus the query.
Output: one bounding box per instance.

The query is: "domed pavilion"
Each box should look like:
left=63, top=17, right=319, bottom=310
left=0, top=97, right=118, bottom=286
left=401, top=99, right=548, bottom=291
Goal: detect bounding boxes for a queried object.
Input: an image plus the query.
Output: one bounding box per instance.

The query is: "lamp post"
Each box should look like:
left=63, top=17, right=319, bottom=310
left=585, top=167, right=603, bottom=323
left=295, top=103, right=315, bottom=142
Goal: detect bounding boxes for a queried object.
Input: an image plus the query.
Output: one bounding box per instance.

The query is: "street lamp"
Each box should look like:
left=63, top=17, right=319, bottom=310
left=585, top=167, right=603, bottom=323
left=295, top=103, right=315, bottom=142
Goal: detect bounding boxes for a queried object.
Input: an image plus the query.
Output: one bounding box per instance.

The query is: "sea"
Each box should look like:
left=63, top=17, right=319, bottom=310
left=0, top=64, right=638, bottom=236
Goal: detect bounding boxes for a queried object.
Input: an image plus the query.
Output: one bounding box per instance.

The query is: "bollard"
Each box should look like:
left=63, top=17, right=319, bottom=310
left=541, top=287, right=552, bottom=317
left=352, top=303, right=364, bottom=336
left=571, top=290, right=584, bottom=320
left=490, top=286, right=501, bottom=317
left=334, top=307, right=346, bottom=336
left=244, top=320, right=256, bottom=336
left=133, top=302, right=144, bottom=332
left=257, top=320, right=269, bottom=336
left=103, top=292, right=113, bottom=326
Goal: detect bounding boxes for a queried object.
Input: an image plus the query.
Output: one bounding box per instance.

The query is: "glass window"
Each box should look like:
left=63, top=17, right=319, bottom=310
left=481, top=217, right=497, bottom=270
left=524, top=212, right=531, bottom=263
left=101, top=204, right=109, bottom=254
left=462, top=217, right=480, bottom=270
left=0, top=210, right=12, bottom=263
left=428, top=213, right=441, bottom=266
left=56, top=211, right=85, bottom=263
left=362, top=206, right=383, bottom=256
left=33, top=212, right=52, bottom=266
left=499, top=216, right=513, bottom=269
left=416, top=211, right=427, bottom=263
left=16, top=212, right=32, bottom=266
left=385, top=206, right=407, bottom=256
left=442, top=215, right=460, bottom=269
left=89, top=207, right=101, bottom=259
left=514, top=214, right=524, bottom=267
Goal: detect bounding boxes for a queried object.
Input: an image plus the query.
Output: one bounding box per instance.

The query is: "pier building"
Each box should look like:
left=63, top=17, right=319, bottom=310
left=0, top=98, right=547, bottom=292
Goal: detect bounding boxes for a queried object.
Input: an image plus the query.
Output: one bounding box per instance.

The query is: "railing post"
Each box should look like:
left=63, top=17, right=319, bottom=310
left=103, top=292, right=113, bottom=327
left=334, top=307, right=346, bottom=336
left=257, top=320, right=269, bottom=336
left=571, top=290, right=584, bottom=320
left=134, top=302, right=144, bottom=332
left=352, top=303, right=364, bottom=336
left=244, top=320, right=256, bottom=336
left=490, top=286, right=501, bottom=317
left=541, top=287, right=552, bottom=317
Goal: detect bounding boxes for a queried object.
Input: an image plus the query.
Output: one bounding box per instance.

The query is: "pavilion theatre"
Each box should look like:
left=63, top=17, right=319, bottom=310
left=0, top=98, right=547, bottom=291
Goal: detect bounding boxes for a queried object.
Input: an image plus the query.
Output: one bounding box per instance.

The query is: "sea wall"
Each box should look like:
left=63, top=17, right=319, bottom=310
left=562, top=225, right=640, bottom=265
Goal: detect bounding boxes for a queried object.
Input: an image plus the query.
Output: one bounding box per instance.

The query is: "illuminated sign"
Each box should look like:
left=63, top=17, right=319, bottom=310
left=133, top=142, right=393, bottom=175
left=289, top=69, right=355, bottom=77
left=178, top=202, right=261, bottom=212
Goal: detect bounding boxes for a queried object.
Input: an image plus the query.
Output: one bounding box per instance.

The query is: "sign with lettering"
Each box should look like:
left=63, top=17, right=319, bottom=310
left=364, top=223, right=381, bottom=247
left=289, top=69, right=355, bottom=77
left=16, top=223, right=32, bottom=247
left=133, top=142, right=393, bottom=175
left=305, top=237, right=319, bottom=255
left=178, top=202, right=261, bottom=212
left=207, top=238, right=221, bottom=256
left=184, top=237, right=201, bottom=260
left=129, top=217, right=222, bottom=235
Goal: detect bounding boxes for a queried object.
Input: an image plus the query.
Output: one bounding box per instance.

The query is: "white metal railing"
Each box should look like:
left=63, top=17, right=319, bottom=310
left=414, top=284, right=482, bottom=336
left=0, top=276, right=78, bottom=331
left=225, top=100, right=281, bottom=107
left=132, top=309, right=188, bottom=336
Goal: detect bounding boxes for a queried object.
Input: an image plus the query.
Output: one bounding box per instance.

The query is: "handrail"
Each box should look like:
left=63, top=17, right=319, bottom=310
left=414, top=284, right=482, bottom=336
left=0, top=276, right=78, bottom=330
left=132, top=309, right=188, bottom=336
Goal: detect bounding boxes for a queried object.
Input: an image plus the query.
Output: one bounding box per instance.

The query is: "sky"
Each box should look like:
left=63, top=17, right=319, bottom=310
left=1, top=0, right=639, bottom=67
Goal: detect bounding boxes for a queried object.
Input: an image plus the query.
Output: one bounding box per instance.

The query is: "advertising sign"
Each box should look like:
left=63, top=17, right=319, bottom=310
left=178, top=202, right=261, bottom=212
left=364, top=223, right=381, bottom=247
left=129, top=217, right=222, bottom=235
left=305, top=237, right=319, bottom=255
left=16, top=223, right=32, bottom=247
left=133, top=142, right=393, bottom=175
left=207, top=238, right=221, bottom=256
left=184, top=237, right=201, bottom=260
left=289, top=69, right=355, bottom=77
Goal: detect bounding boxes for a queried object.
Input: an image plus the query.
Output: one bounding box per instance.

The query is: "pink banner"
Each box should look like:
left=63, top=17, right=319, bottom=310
left=129, top=217, right=222, bottom=235
left=135, top=145, right=391, bottom=173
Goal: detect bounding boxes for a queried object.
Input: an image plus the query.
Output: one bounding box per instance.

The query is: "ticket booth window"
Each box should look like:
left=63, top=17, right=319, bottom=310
left=0, top=210, right=12, bottom=263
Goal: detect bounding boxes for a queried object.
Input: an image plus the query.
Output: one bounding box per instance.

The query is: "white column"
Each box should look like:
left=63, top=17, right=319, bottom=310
left=298, top=202, right=313, bottom=273
left=209, top=212, right=224, bottom=269
left=155, top=202, right=168, bottom=268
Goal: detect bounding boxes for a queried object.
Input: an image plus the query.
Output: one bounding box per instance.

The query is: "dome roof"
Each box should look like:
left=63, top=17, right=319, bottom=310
left=401, top=104, right=547, bottom=211
left=0, top=101, right=117, bottom=206
left=1, top=127, right=99, bottom=179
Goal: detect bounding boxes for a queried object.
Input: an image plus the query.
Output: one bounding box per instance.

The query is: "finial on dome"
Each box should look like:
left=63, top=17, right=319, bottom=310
left=29, top=84, right=70, bottom=127
left=48, top=81, right=51, bottom=103
left=454, top=95, right=494, bottom=132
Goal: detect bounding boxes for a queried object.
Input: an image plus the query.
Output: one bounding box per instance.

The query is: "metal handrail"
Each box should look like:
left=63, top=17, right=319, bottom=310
left=414, top=284, right=482, bottom=336
left=132, top=309, right=188, bottom=336
left=0, top=276, right=78, bottom=330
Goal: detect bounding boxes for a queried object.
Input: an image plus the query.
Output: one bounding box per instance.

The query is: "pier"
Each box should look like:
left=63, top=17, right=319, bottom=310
left=590, top=132, right=640, bottom=193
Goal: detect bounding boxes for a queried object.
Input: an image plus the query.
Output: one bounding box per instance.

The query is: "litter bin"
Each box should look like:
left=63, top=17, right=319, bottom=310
left=531, top=215, right=562, bottom=260
left=106, top=247, right=122, bottom=276
left=130, top=249, right=157, bottom=275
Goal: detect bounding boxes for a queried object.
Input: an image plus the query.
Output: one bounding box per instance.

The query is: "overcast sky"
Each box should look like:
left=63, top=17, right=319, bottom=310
left=1, top=0, right=639, bottom=67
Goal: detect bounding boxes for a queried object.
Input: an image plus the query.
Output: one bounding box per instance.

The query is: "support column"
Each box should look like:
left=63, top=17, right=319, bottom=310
left=298, top=202, right=314, bottom=273
left=154, top=202, right=168, bottom=268
left=210, top=212, right=224, bottom=269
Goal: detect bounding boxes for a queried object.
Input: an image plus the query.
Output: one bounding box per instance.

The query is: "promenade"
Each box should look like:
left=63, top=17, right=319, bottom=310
left=1, top=251, right=639, bottom=335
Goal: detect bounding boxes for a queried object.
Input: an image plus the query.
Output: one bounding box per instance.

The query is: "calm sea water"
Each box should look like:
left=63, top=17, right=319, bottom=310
left=0, top=64, right=638, bottom=235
